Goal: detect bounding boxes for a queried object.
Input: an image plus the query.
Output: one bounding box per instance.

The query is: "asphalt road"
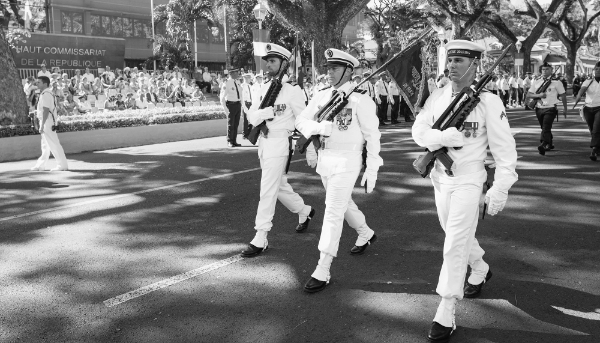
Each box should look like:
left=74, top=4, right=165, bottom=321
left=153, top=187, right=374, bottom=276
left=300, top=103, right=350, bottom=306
left=0, top=103, right=598, bottom=343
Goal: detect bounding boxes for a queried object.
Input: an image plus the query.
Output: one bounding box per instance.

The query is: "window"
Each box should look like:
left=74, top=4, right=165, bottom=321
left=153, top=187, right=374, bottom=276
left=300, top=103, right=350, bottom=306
left=61, top=11, right=83, bottom=34
left=90, top=15, right=151, bottom=38
left=210, top=26, right=224, bottom=44
left=122, top=17, right=133, bottom=37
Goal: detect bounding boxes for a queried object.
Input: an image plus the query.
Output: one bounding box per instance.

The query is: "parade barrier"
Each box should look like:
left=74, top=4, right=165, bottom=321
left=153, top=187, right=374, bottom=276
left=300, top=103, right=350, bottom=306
left=0, top=105, right=243, bottom=163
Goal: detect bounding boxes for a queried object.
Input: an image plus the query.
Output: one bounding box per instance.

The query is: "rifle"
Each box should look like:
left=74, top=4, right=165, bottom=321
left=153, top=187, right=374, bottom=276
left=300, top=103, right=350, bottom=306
left=413, top=43, right=514, bottom=178
left=524, top=66, right=559, bottom=111
left=247, top=60, right=290, bottom=145
left=295, top=27, right=433, bottom=155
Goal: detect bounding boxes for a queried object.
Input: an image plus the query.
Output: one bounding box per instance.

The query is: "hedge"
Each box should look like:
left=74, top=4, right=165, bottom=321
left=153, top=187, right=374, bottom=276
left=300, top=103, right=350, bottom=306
left=0, top=105, right=226, bottom=138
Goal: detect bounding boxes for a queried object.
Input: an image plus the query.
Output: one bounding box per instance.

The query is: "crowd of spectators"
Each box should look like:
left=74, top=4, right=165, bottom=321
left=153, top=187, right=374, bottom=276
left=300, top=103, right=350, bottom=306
left=24, top=64, right=229, bottom=116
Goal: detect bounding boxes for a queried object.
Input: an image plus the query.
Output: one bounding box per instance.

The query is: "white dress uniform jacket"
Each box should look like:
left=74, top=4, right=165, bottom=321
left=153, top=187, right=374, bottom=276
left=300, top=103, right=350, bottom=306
left=33, top=89, right=68, bottom=170
left=529, top=79, right=565, bottom=108
left=375, top=79, right=389, bottom=98
left=296, top=83, right=383, bottom=177
left=360, top=81, right=376, bottom=99
left=248, top=81, right=306, bottom=159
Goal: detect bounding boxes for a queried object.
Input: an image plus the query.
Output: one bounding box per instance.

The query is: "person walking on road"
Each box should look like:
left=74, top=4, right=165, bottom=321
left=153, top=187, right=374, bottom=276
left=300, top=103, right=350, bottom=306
left=241, top=72, right=254, bottom=140
left=573, top=61, right=600, bottom=161
left=295, top=48, right=382, bottom=293
left=241, top=43, right=315, bottom=258
left=375, top=74, right=391, bottom=125
left=412, top=40, right=518, bottom=343
left=388, top=76, right=401, bottom=124
left=31, top=76, right=69, bottom=171
left=220, top=68, right=243, bottom=148
left=526, top=62, right=567, bottom=155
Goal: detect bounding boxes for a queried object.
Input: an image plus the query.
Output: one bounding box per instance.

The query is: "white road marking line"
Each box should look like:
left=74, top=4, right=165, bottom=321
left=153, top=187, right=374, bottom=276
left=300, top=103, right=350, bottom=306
left=103, top=255, right=244, bottom=307
left=552, top=306, right=600, bottom=321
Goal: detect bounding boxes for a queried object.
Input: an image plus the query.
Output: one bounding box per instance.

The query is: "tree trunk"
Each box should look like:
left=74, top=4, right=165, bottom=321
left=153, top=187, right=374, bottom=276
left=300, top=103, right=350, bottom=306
left=0, top=29, right=29, bottom=126
left=565, top=43, right=577, bottom=83
left=522, top=48, right=532, bottom=74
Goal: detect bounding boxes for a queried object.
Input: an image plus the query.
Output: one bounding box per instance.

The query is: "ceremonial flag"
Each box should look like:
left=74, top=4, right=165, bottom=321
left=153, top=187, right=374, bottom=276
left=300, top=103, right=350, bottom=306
left=252, top=42, right=268, bottom=56
left=386, top=39, right=430, bottom=115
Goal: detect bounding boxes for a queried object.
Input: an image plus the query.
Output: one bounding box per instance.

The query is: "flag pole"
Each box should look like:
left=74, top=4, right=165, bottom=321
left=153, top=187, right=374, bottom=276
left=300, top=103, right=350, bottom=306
left=151, top=0, right=156, bottom=71
left=311, top=40, right=315, bottom=83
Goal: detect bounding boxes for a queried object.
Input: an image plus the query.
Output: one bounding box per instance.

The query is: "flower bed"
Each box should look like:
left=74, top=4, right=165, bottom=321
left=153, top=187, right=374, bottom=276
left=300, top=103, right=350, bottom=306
left=0, top=105, right=226, bottom=138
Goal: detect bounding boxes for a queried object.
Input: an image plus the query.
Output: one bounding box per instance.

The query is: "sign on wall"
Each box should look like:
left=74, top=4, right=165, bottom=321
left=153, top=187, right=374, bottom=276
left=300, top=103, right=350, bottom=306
left=11, top=33, right=126, bottom=70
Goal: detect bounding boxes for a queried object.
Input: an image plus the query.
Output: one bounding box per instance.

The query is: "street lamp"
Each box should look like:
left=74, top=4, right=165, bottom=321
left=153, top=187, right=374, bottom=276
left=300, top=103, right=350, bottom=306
left=253, top=2, right=268, bottom=30
left=515, top=40, right=523, bottom=75
left=252, top=1, right=269, bottom=73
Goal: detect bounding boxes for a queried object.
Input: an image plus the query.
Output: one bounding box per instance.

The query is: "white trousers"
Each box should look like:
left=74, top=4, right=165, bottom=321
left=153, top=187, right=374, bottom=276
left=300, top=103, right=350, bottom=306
left=318, top=169, right=373, bottom=257
left=254, top=156, right=307, bottom=231
left=432, top=171, right=489, bottom=300
left=34, top=121, right=68, bottom=169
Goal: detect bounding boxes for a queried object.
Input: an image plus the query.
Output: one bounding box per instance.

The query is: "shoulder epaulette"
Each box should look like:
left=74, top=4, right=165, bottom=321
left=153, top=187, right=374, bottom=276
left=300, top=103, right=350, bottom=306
left=319, top=86, right=332, bottom=91
left=480, top=89, right=490, bottom=93
left=355, top=89, right=368, bottom=94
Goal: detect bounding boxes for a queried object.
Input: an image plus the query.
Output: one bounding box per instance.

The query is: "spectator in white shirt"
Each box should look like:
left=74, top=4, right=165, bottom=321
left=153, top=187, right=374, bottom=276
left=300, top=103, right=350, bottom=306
left=437, top=69, right=450, bottom=88
left=37, top=64, right=52, bottom=79
left=83, top=67, right=95, bottom=84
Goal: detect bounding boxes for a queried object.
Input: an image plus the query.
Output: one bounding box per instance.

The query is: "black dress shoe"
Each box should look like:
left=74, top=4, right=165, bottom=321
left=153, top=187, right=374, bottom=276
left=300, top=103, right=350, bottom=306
left=545, top=144, right=554, bottom=151
left=379, top=122, right=386, bottom=126
left=391, top=120, right=399, bottom=124
left=350, top=234, right=377, bottom=255
left=233, top=142, right=242, bottom=147
left=590, top=148, right=598, bottom=161
left=303, top=277, right=328, bottom=293
left=537, top=144, right=545, bottom=155
left=295, top=208, right=316, bottom=233
left=464, top=269, right=492, bottom=298
left=241, top=244, right=267, bottom=258
left=427, top=321, right=454, bottom=342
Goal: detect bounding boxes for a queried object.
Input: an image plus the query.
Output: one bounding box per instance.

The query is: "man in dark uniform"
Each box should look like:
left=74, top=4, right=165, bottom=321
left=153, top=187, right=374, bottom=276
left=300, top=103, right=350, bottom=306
left=220, top=68, right=243, bottom=147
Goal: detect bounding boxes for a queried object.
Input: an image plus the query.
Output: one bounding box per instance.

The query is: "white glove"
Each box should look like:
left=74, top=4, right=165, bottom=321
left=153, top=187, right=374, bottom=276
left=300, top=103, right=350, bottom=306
left=579, top=107, right=586, bottom=123
left=360, top=169, right=377, bottom=193
left=441, top=127, right=464, bottom=147
left=256, top=107, right=275, bottom=121
left=376, top=97, right=382, bottom=105
left=306, top=146, right=318, bottom=168
left=390, top=98, right=395, bottom=105
left=317, top=121, right=333, bottom=136
left=485, top=186, right=508, bottom=216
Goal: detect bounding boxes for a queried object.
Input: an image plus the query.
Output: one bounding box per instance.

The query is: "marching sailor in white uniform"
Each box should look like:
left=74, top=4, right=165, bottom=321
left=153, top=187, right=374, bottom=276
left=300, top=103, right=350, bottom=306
left=241, top=43, right=315, bottom=258
left=295, top=48, right=383, bottom=293
left=412, top=40, right=518, bottom=342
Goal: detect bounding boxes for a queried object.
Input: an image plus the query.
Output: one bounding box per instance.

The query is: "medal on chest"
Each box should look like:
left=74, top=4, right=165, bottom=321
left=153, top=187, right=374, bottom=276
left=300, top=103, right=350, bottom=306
left=463, top=122, right=479, bottom=138
left=335, top=108, right=353, bottom=131
left=274, top=103, right=287, bottom=116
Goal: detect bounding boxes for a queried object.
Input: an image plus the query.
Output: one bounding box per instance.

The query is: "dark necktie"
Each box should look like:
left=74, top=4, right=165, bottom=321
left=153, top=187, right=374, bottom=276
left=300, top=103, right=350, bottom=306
left=383, top=82, right=388, bottom=95
left=234, top=81, right=240, bottom=100
left=247, top=84, right=252, bottom=101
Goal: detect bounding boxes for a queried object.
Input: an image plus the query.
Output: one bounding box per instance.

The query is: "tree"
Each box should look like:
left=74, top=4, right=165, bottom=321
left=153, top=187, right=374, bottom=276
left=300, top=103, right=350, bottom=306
left=479, top=0, right=564, bottom=74
left=365, top=0, right=429, bottom=66
left=545, top=0, right=600, bottom=81
left=153, top=0, right=214, bottom=68
left=265, top=0, right=370, bottom=72
left=148, top=33, right=193, bottom=69
left=429, top=0, right=491, bottom=39
left=0, top=28, right=29, bottom=126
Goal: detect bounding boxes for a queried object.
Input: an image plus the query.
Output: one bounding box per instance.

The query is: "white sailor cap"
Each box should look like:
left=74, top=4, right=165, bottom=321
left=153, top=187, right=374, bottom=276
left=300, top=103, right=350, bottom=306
left=445, top=40, right=485, bottom=59
left=242, top=72, right=254, bottom=77
left=323, top=48, right=359, bottom=69
left=262, top=43, right=291, bottom=61
left=352, top=74, right=361, bottom=80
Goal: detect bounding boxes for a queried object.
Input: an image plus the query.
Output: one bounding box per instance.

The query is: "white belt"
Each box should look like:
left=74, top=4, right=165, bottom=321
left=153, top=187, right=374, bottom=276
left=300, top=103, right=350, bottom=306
left=435, top=162, right=484, bottom=177
left=262, top=130, right=291, bottom=138
left=322, top=141, right=363, bottom=151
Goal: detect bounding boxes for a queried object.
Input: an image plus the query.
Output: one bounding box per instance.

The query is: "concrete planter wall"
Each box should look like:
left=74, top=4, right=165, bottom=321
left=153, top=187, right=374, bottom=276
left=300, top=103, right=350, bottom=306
left=0, top=119, right=241, bottom=163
